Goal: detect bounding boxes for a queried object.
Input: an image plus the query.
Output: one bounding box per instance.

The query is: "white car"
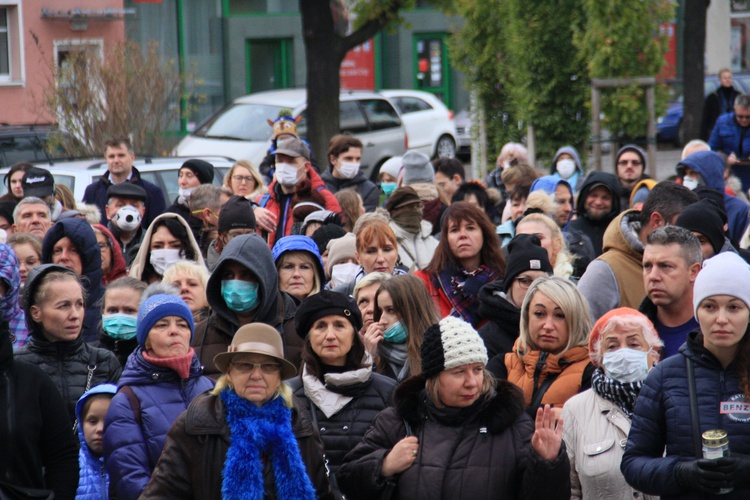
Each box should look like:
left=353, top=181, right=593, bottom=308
left=174, top=89, right=407, bottom=180
left=381, top=89, right=458, bottom=159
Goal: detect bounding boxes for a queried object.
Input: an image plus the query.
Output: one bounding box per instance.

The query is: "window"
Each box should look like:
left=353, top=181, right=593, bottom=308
left=0, top=2, right=22, bottom=84
left=359, top=99, right=401, bottom=131
left=393, top=97, right=432, bottom=115
left=0, top=8, right=8, bottom=75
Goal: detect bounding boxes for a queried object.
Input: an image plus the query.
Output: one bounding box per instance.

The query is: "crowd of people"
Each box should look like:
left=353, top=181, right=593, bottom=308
left=5, top=88, right=750, bottom=498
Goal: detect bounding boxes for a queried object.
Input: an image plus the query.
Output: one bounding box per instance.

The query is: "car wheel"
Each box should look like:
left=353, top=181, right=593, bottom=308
left=675, top=120, right=685, bottom=148
left=435, top=135, right=456, bottom=159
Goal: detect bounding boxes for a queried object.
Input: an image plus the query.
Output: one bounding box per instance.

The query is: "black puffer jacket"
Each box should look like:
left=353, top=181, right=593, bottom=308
left=287, top=363, right=396, bottom=472
left=15, top=264, right=122, bottom=422
left=568, top=171, right=622, bottom=257
left=477, top=280, right=520, bottom=360
left=321, top=168, right=380, bottom=212
left=337, top=375, right=571, bottom=500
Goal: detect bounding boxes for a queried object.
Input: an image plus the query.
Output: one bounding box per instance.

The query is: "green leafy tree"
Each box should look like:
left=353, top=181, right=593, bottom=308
left=576, top=0, right=674, bottom=140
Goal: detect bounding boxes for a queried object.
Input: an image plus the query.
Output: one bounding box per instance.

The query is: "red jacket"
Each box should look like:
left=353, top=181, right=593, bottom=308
left=256, top=167, right=341, bottom=247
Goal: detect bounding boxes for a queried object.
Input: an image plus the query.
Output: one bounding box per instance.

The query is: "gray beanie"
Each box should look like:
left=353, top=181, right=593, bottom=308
left=402, top=150, right=434, bottom=185
left=693, top=252, right=750, bottom=317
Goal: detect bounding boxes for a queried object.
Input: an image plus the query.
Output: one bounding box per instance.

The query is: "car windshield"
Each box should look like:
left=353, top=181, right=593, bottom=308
left=194, top=103, right=285, bottom=141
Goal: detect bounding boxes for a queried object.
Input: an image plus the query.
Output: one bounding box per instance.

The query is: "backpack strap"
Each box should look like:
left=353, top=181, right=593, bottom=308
left=527, top=372, right=560, bottom=418
left=258, top=193, right=271, bottom=208
left=119, top=385, right=142, bottom=427
left=686, top=357, right=703, bottom=458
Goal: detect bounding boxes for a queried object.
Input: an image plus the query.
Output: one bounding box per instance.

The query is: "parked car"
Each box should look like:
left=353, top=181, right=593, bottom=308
left=0, top=156, right=233, bottom=205
left=380, top=89, right=457, bottom=159
left=175, top=89, right=407, bottom=180
left=0, top=125, right=79, bottom=167
left=657, top=74, right=750, bottom=146
left=454, top=109, right=472, bottom=158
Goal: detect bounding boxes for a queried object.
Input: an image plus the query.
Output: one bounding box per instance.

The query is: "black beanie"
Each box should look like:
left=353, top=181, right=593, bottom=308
left=311, top=224, right=347, bottom=255
left=180, top=159, right=215, bottom=185
left=503, top=234, right=553, bottom=293
left=295, top=290, right=363, bottom=339
left=675, top=199, right=725, bottom=255
left=219, top=195, right=256, bottom=234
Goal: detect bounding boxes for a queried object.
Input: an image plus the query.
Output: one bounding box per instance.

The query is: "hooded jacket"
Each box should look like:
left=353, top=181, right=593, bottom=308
left=0, top=243, right=28, bottom=350
left=75, top=383, right=117, bottom=500
left=615, top=145, right=650, bottom=210
left=41, top=217, right=106, bottom=343
left=477, top=280, right=521, bottom=360
left=128, top=212, right=206, bottom=282
left=677, top=150, right=750, bottom=243
left=337, top=375, right=571, bottom=500
left=389, top=220, right=438, bottom=271
left=15, top=264, right=122, bottom=422
left=569, top=171, right=622, bottom=257
left=93, top=223, right=127, bottom=286
left=621, top=331, right=750, bottom=499
left=192, top=234, right=301, bottom=378
left=321, top=168, right=380, bottom=212
left=549, top=146, right=585, bottom=194
left=578, top=210, right=645, bottom=321
left=103, top=346, right=213, bottom=500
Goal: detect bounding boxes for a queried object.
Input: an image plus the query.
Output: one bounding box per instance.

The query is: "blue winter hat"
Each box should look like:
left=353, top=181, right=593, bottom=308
left=136, top=294, right=195, bottom=347
left=272, top=235, right=325, bottom=282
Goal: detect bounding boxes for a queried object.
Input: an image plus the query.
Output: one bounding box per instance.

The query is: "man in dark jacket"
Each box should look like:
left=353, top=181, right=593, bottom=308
left=41, top=218, right=106, bottom=343
left=164, top=159, right=216, bottom=242
left=83, top=136, right=166, bottom=227
left=615, top=144, right=650, bottom=210
left=105, top=183, right=147, bottom=267
left=321, top=134, right=380, bottom=212
left=569, top=171, right=622, bottom=257
left=192, top=234, right=300, bottom=378
left=701, top=68, right=741, bottom=140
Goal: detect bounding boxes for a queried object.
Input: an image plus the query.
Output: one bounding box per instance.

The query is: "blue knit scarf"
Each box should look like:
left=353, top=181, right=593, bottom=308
left=220, top=388, right=317, bottom=500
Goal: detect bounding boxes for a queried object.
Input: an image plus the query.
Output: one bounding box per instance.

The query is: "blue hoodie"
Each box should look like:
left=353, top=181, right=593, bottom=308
left=76, top=383, right=117, bottom=500
left=678, top=150, right=750, bottom=243
left=272, top=234, right=325, bottom=285
left=530, top=175, right=574, bottom=227
left=549, top=146, right=585, bottom=194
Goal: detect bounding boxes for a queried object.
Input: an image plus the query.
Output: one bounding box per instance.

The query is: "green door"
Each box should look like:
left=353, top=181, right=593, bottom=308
left=245, top=38, right=293, bottom=93
left=412, top=33, right=452, bottom=109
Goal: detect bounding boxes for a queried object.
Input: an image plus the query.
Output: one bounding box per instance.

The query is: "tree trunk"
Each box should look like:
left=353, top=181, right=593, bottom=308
left=682, top=0, right=710, bottom=145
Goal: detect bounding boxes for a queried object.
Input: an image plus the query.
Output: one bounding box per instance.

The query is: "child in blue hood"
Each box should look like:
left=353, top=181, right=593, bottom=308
left=76, top=383, right=117, bottom=500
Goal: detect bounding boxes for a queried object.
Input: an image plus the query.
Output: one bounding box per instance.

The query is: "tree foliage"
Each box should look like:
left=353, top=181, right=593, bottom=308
left=576, top=0, right=674, bottom=139
left=40, top=41, right=202, bottom=157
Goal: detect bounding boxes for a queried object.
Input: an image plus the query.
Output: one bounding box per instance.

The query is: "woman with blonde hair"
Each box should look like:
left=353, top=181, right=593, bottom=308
left=162, top=259, right=211, bottom=326
left=496, top=275, right=593, bottom=414
left=516, top=212, right=576, bottom=279
left=223, top=159, right=266, bottom=200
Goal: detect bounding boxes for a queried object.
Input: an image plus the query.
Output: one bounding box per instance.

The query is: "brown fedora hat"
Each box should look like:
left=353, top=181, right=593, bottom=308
left=213, top=323, right=297, bottom=380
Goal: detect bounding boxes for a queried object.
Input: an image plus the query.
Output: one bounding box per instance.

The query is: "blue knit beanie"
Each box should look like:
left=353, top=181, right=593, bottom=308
left=137, top=294, right=195, bottom=347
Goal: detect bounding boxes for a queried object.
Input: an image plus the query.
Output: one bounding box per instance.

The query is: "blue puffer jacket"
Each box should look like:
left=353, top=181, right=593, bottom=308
left=709, top=112, right=750, bottom=160
left=103, top=347, right=214, bottom=500
left=76, top=383, right=117, bottom=500
left=621, top=330, right=750, bottom=499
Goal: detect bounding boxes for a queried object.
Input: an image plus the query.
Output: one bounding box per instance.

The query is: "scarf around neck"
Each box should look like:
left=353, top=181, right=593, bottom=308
left=220, top=388, right=316, bottom=500
left=143, top=348, right=195, bottom=379
left=591, top=367, right=642, bottom=418
left=378, top=341, right=410, bottom=381
left=436, top=263, right=498, bottom=328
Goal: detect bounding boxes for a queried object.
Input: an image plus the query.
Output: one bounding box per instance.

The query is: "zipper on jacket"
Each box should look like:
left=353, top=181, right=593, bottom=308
left=532, top=352, right=549, bottom=395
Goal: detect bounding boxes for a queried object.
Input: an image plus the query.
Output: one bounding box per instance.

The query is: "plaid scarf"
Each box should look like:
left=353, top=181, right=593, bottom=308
left=435, top=263, right=498, bottom=328
left=591, top=367, right=643, bottom=418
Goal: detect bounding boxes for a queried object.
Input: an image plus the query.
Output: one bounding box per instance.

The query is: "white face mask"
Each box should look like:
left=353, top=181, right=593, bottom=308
left=50, top=200, right=63, bottom=222
left=337, top=161, right=360, bottom=179
left=602, top=348, right=650, bottom=383
left=556, top=159, right=577, bottom=179
left=178, top=186, right=196, bottom=202
left=113, top=205, right=142, bottom=232
left=149, top=248, right=182, bottom=276
left=275, top=162, right=302, bottom=187
left=683, top=175, right=700, bottom=191
left=330, top=262, right=360, bottom=287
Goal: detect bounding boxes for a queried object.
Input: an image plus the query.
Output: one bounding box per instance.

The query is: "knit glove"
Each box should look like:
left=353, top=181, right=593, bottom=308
left=674, top=459, right=735, bottom=494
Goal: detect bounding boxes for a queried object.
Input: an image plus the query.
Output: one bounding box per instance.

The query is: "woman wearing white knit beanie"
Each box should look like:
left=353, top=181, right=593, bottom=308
left=623, top=251, right=750, bottom=496
left=338, top=316, right=571, bottom=499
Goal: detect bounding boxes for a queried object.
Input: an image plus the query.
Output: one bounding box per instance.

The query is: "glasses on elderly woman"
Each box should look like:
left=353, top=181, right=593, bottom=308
left=231, top=361, right=281, bottom=374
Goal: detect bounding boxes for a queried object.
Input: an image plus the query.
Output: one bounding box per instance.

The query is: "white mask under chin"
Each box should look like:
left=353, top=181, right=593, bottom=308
left=330, top=262, right=360, bottom=287
left=149, top=248, right=182, bottom=276
left=178, top=186, right=196, bottom=204
left=275, top=162, right=302, bottom=187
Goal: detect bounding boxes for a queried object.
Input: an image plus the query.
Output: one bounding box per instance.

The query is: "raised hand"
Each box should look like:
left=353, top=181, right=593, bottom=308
left=532, top=404, right=563, bottom=461
left=363, top=322, right=385, bottom=356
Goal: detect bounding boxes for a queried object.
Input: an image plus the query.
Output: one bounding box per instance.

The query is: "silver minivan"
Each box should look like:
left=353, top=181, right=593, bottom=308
left=174, top=89, right=407, bottom=180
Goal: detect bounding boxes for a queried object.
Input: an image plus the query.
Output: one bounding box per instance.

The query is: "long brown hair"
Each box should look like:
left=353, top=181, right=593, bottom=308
left=425, top=202, right=506, bottom=276
left=373, top=274, right=439, bottom=376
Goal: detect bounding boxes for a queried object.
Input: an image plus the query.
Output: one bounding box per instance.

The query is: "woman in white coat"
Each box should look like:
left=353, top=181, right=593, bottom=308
left=562, top=307, right=662, bottom=500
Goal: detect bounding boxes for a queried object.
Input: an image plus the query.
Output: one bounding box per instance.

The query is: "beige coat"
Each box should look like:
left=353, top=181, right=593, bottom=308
left=562, top=389, right=658, bottom=500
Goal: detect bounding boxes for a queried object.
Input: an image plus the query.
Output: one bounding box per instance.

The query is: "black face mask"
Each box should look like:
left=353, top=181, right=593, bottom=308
left=391, top=209, right=423, bottom=233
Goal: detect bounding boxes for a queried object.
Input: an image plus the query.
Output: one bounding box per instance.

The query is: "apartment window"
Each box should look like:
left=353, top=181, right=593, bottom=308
left=0, top=2, right=22, bottom=84
left=0, top=8, right=9, bottom=75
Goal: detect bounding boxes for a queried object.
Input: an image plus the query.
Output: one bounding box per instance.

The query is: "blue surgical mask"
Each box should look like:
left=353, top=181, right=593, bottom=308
left=102, top=313, right=138, bottom=340
left=383, top=321, right=407, bottom=344
left=221, top=280, right=260, bottom=312
left=602, top=348, right=650, bottom=383
left=381, top=182, right=397, bottom=196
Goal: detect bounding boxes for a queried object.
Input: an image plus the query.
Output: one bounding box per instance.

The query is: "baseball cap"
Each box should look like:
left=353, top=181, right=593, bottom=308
left=22, top=167, right=55, bottom=198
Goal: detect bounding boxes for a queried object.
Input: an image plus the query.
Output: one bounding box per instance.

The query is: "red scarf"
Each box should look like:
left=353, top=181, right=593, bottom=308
left=143, top=348, right=195, bottom=379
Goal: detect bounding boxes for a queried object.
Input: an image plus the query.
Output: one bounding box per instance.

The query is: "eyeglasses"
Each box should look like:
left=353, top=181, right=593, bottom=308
left=515, top=276, right=535, bottom=289
left=230, top=361, right=281, bottom=374
left=617, top=160, right=642, bottom=167
left=232, top=175, right=255, bottom=184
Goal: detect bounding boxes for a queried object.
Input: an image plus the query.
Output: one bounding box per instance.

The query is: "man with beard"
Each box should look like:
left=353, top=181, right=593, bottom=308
left=568, top=172, right=621, bottom=257
left=615, top=145, right=649, bottom=209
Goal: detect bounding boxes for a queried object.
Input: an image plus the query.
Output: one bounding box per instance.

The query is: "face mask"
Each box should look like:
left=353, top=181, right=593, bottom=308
left=683, top=175, right=700, bottom=191
left=602, top=348, right=650, bottom=383
left=381, top=182, right=397, bottom=196
left=383, top=321, right=407, bottom=344
left=556, top=159, right=577, bottom=179
left=331, top=262, right=360, bottom=287
left=275, top=162, right=302, bottom=187
left=50, top=200, right=63, bottom=222
left=178, top=186, right=196, bottom=203
left=149, top=248, right=182, bottom=276
left=221, top=279, right=260, bottom=312
left=112, top=205, right=142, bottom=232
left=392, top=210, right=423, bottom=233
left=102, top=313, right=138, bottom=340
left=338, top=161, right=360, bottom=179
